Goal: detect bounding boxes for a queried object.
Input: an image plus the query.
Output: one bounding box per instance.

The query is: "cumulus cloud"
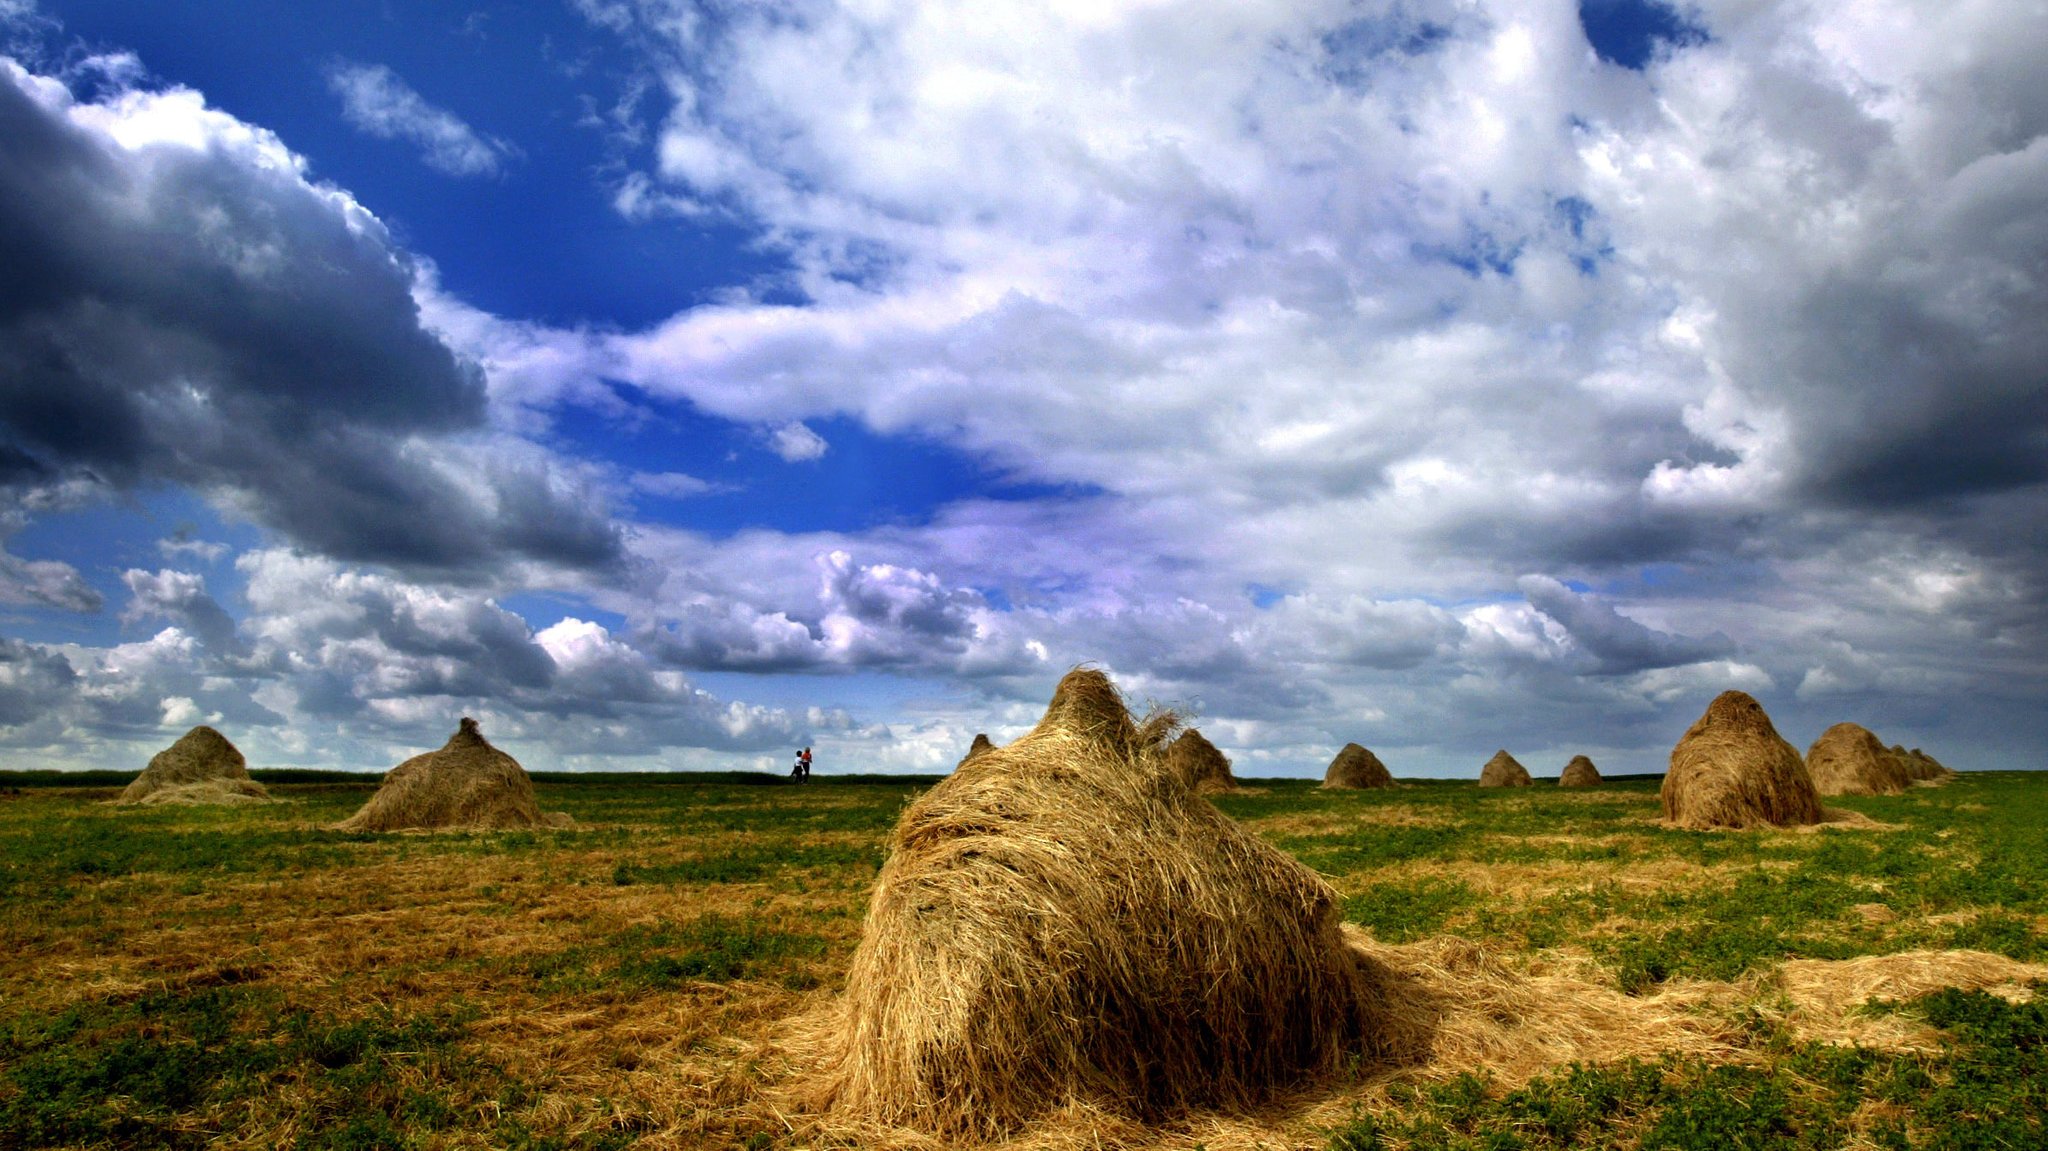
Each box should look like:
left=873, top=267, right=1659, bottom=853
left=0, top=57, right=622, bottom=573
left=1518, top=575, right=1735, bottom=675
left=326, top=62, right=516, bottom=177
left=768, top=421, right=827, bottom=462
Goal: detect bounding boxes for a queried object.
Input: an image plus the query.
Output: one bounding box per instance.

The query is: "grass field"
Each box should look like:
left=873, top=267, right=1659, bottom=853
left=0, top=770, right=2042, bottom=1149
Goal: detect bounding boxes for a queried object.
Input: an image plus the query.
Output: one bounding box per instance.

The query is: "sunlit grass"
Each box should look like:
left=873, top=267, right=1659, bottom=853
left=0, top=769, right=2041, bottom=1148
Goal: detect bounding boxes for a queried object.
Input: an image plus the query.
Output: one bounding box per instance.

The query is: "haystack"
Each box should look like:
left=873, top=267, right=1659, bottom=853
left=799, top=669, right=1392, bottom=1138
left=1166, top=727, right=1237, bottom=793
left=1478, top=750, right=1532, bottom=787
left=119, top=725, right=271, bottom=805
left=1322, top=743, right=1394, bottom=789
left=337, top=718, right=563, bottom=832
left=955, top=732, right=995, bottom=771
left=1661, top=691, right=1823, bottom=830
left=1894, top=745, right=1956, bottom=782
left=1557, top=755, right=1601, bottom=787
left=1805, top=723, right=1912, bottom=796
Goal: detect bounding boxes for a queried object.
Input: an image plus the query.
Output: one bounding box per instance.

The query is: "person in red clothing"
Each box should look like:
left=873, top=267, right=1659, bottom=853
left=799, top=746, right=813, bottom=780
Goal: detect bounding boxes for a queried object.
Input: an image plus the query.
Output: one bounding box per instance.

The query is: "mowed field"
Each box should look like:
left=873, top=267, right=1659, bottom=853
left=1, top=770, right=2043, bottom=1150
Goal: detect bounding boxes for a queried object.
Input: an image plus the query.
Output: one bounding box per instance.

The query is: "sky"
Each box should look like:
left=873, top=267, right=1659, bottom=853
left=1, top=0, right=2044, bottom=778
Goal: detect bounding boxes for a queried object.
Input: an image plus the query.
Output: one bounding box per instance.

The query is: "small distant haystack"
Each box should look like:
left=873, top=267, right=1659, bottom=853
left=337, top=718, right=559, bottom=832
left=955, top=732, right=995, bottom=771
left=1322, top=743, right=1394, bottom=789
left=1167, top=727, right=1238, bottom=793
left=1478, top=750, right=1532, bottom=788
left=119, top=725, right=271, bottom=806
left=799, top=668, right=1391, bottom=1138
left=1661, top=691, right=1823, bottom=830
left=1806, top=723, right=1912, bottom=796
left=1894, top=745, right=1957, bottom=783
left=1558, top=755, right=1601, bottom=788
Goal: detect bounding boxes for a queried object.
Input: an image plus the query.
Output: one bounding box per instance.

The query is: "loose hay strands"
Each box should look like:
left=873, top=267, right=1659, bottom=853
left=1557, top=755, right=1602, bottom=788
left=956, top=733, right=996, bottom=771
left=1661, top=691, right=1824, bottom=830
left=337, top=717, right=555, bottom=832
left=1166, top=727, right=1238, bottom=793
left=118, top=724, right=271, bottom=805
left=1478, top=750, right=1533, bottom=788
left=1806, top=722, right=1913, bottom=796
left=1322, top=743, right=1394, bottom=789
left=790, top=668, right=1397, bottom=1141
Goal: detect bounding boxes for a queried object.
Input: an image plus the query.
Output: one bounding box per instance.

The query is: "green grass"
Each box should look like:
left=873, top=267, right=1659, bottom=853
left=0, top=769, right=2042, bottom=1148
left=1322, top=981, right=2047, bottom=1150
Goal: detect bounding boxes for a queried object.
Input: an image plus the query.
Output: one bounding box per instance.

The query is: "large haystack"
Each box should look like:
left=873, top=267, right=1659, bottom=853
left=1557, top=755, right=1601, bottom=788
left=1166, top=727, right=1237, bottom=793
left=955, top=732, right=995, bottom=771
left=1478, top=750, right=1532, bottom=788
left=800, top=669, right=1391, bottom=1138
left=1322, top=743, right=1394, bottom=789
left=337, top=718, right=554, bottom=832
left=119, top=725, right=271, bottom=805
left=1805, top=723, right=1912, bottom=796
left=1661, top=691, right=1824, bottom=830
left=1894, top=745, right=1956, bottom=783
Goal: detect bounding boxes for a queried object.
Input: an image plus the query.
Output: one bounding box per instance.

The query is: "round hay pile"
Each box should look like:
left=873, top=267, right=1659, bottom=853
left=119, top=725, right=271, bottom=805
left=798, top=668, right=1391, bottom=1138
left=1322, top=742, right=1394, bottom=789
left=1478, top=750, right=1532, bottom=788
left=337, top=718, right=555, bottom=832
left=1661, top=691, right=1823, bottom=830
left=955, top=732, right=995, bottom=771
left=1894, top=745, right=1956, bottom=782
left=1166, top=727, right=1237, bottom=793
left=1805, top=723, right=1912, bottom=796
left=1557, top=755, right=1601, bottom=787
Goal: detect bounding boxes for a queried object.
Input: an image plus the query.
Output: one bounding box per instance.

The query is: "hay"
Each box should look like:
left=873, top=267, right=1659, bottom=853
left=1805, top=723, right=1912, bottom=796
left=1557, top=755, right=1601, bottom=787
left=1661, top=691, right=1823, bottom=830
left=1166, top=727, right=1237, bottom=794
left=1477, top=750, right=1532, bottom=788
left=135, top=778, right=274, bottom=806
left=119, top=725, right=271, bottom=805
left=955, top=733, right=995, bottom=771
left=1322, top=743, right=1394, bottom=789
left=1894, top=744, right=1956, bottom=783
left=795, top=668, right=1398, bottom=1139
left=336, top=718, right=548, bottom=832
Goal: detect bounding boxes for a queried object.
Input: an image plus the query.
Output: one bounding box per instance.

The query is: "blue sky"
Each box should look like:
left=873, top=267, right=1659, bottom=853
left=2, top=0, right=2045, bottom=776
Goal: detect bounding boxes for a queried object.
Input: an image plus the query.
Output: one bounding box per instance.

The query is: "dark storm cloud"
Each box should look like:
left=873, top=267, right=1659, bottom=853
left=0, top=60, right=621, bottom=573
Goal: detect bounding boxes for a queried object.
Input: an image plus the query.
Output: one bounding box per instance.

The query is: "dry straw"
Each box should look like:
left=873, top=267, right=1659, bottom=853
left=792, top=668, right=1405, bottom=1140
left=1478, top=750, right=1532, bottom=788
left=1661, top=691, right=1823, bottom=829
left=1557, top=755, right=1601, bottom=788
left=118, top=725, right=272, bottom=806
left=1893, top=745, right=1956, bottom=783
left=955, top=733, right=995, bottom=771
left=1805, top=723, right=1912, bottom=796
left=1322, top=743, right=1394, bottom=789
left=337, top=718, right=566, bottom=832
left=1166, top=727, right=1238, bottom=793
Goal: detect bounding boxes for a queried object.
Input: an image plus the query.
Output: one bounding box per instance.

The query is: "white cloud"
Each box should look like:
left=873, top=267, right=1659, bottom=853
left=326, top=62, right=516, bottom=177
left=769, top=421, right=828, bottom=462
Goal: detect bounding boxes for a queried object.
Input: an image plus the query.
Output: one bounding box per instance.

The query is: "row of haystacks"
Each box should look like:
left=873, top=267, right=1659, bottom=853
left=1320, top=744, right=1600, bottom=789
left=118, top=717, right=570, bottom=831
left=1660, top=691, right=1954, bottom=830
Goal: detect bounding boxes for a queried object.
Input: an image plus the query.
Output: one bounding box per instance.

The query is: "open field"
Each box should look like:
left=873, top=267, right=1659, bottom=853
left=0, top=770, right=2043, bottom=1150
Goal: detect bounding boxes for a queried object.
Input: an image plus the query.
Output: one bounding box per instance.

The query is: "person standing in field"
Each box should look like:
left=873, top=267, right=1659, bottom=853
left=800, top=746, right=813, bottom=780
